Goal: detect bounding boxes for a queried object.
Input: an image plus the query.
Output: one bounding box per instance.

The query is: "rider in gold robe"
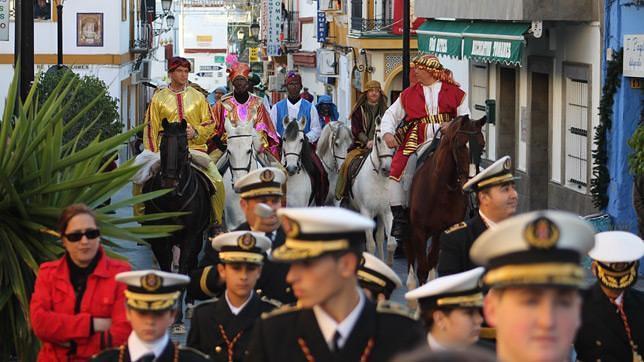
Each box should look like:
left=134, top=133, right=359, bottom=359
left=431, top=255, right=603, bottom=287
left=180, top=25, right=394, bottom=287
left=136, top=56, right=225, bottom=223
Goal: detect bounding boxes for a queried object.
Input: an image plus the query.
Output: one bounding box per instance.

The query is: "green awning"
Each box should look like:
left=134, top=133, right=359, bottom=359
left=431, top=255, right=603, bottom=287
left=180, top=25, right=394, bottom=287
left=416, top=20, right=471, bottom=59
left=462, top=22, right=530, bottom=66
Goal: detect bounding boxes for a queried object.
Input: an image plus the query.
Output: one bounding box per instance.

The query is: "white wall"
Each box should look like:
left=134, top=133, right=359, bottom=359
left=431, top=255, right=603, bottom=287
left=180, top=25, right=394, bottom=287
left=299, top=0, right=318, bottom=18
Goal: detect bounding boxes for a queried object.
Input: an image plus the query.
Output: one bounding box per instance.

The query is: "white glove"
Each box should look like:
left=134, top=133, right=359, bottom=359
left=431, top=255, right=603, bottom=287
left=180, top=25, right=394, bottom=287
left=92, top=317, right=112, bottom=332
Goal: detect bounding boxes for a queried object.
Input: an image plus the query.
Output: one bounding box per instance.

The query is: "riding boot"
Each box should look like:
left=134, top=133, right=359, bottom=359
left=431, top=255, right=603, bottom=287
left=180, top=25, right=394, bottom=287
left=391, top=205, right=409, bottom=239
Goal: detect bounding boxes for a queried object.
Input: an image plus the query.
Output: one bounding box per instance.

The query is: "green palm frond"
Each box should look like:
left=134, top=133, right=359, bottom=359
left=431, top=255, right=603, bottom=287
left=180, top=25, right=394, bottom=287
left=0, top=66, right=182, bottom=360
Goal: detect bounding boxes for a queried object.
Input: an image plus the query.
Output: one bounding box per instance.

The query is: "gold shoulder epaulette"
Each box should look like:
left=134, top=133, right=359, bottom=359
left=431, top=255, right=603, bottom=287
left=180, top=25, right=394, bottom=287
left=376, top=300, right=417, bottom=320
left=261, top=303, right=300, bottom=319
left=261, top=296, right=283, bottom=308
left=445, top=222, right=467, bottom=234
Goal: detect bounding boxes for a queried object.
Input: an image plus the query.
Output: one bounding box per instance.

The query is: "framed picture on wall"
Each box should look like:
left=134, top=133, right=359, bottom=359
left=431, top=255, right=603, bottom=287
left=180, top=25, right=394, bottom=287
left=77, top=13, right=104, bottom=47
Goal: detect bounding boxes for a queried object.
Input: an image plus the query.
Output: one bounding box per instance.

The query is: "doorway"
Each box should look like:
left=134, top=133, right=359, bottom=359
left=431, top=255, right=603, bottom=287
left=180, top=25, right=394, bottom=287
left=497, top=67, right=517, bottom=164
left=529, top=71, right=550, bottom=210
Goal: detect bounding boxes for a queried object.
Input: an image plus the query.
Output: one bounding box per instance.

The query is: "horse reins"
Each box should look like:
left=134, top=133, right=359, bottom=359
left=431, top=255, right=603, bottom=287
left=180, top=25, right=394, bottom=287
left=320, top=127, right=346, bottom=172
left=282, top=130, right=304, bottom=174
left=369, top=131, right=392, bottom=175
left=226, top=134, right=263, bottom=184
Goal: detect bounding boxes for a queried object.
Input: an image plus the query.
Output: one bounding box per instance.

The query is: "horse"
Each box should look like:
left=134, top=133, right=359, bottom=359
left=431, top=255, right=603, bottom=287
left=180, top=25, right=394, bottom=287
left=218, top=119, right=265, bottom=230
left=316, top=122, right=353, bottom=205
left=349, top=118, right=397, bottom=265
left=142, top=119, right=212, bottom=329
left=281, top=118, right=315, bottom=206
left=406, top=115, right=487, bottom=285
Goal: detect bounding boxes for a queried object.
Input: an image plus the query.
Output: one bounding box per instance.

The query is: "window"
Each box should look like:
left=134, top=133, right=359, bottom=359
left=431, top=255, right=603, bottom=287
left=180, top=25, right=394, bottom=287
left=470, top=63, right=489, bottom=158
left=563, top=64, right=590, bottom=193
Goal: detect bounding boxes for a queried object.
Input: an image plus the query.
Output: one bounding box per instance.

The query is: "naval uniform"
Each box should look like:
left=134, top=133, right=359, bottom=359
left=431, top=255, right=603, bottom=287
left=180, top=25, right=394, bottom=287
left=245, top=299, right=424, bottom=362
left=187, top=293, right=278, bottom=361
left=575, top=283, right=644, bottom=362
left=437, top=213, right=487, bottom=277
left=91, top=333, right=210, bottom=362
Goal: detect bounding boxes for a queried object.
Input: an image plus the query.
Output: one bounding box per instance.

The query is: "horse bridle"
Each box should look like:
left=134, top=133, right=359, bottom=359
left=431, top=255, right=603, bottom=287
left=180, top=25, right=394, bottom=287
left=226, top=134, right=261, bottom=183
left=370, top=130, right=393, bottom=175
left=282, top=130, right=304, bottom=173
left=452, top=127, right=482, bottom=188
left=321, top=127, right=346, bottom=172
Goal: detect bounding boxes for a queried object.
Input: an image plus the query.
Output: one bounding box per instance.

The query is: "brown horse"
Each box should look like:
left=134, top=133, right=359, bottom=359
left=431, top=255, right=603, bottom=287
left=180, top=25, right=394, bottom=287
left=406, top=115, right=486, bottom=284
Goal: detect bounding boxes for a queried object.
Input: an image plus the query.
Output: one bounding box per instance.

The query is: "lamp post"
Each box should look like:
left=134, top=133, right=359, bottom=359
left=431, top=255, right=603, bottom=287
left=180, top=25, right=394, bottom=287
left=56, top=0, right=64, bottom=67
left=15, top=0, right=34, bottom=102
left=402, top=0, right=410, bottom=89
left=250, top=21, right=260, bottom=40
left=161, top=0, right=172, bottom=14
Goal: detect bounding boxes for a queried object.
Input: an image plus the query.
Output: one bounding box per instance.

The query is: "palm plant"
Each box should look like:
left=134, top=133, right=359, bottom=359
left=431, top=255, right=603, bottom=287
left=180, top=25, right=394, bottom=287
left=0, top=68, right=184, bottom=360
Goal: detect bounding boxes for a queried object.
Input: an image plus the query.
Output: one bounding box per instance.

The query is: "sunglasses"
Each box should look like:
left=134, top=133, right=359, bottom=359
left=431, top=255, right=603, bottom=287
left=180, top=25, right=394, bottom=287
left=64, top=229, right=100, bottom=242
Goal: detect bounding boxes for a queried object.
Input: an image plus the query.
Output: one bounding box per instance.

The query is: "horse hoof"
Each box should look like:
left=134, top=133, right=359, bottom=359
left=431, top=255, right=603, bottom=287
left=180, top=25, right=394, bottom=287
left=171, top=323, right=186, bottom=335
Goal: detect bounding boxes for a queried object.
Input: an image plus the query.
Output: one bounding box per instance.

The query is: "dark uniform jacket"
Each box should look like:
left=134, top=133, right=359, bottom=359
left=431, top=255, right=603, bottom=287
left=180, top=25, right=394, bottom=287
left=574, top=283, right=644, bottom=362
left=187, top=294, right=278, bottom=361
left=188, top=224, right=295, bottom=305
left=91, top=339, right=210, bottom=361
left=437, top=213, right=487, bottom=277
left=244, top=300, right=424, bottom=362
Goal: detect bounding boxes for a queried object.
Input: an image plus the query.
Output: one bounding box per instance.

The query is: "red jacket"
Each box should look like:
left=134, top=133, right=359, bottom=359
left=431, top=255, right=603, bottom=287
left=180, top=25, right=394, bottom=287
left=30, top=248, right=131, bottom=362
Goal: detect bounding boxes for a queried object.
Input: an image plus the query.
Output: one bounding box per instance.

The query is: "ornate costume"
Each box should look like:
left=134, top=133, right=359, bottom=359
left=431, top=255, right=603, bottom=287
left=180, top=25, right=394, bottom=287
left=212, top=63, right=281, bottom=160
left=381, top=55, right=469, bottom=237
left=269, top=72, right=322, bottom=143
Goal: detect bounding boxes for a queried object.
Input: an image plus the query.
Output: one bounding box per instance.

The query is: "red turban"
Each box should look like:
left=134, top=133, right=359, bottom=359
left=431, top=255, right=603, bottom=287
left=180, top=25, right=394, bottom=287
left=411, top=54, right=459, bottom=86
left=284, top=71, right=302, bottom=86
left=168, top=57, right=191, bottom=72
left=228, top=62, right=251, bottom=81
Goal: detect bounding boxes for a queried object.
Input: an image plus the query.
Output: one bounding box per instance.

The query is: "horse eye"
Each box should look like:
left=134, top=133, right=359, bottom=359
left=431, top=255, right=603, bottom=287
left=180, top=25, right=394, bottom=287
left=300, top=139, right=304, bottom=143
left=247, top=150, right=252, bottom=154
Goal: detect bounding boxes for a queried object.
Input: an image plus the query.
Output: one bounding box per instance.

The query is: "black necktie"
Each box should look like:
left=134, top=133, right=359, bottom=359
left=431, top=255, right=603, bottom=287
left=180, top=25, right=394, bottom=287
left=332, top=330, right=342, bottom=352
left=136, top=354, right=155, bottom=362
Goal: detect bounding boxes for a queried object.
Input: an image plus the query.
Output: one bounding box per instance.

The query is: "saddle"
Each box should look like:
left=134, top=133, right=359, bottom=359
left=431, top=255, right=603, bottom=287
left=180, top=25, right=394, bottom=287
left=345, top=149, right=370, bottom=199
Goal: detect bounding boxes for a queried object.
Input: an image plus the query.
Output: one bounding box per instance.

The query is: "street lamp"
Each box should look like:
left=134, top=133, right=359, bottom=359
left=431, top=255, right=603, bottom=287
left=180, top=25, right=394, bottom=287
left=166, top=14, right=175, bottom=29
left=161, top=0, right=173, bottom=14
left=56, top=0, right=65, bottom=67
left=250, top=21, right=260, bottom=40
left=237, top=28, right=246, bottom=41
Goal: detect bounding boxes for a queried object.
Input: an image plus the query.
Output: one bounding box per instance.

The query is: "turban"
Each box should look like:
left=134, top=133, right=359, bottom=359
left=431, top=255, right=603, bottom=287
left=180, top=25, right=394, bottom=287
left=411, top=54, right=460, bottom=86
left=228, top=62, right=251, bottom=81
left=168, top=57, right=191, bottom=72
left=285, top=71, right=302, bottom=86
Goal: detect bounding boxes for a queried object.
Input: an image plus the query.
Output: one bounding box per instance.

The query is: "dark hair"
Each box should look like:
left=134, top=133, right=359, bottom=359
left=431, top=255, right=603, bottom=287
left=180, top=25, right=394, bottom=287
left=57, top=203, right=96, bottom=236
left=419, top=306, right=457, bottom=331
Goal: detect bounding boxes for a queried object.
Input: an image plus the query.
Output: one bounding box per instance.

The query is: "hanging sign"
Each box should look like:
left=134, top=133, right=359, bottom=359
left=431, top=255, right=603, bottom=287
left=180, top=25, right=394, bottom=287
left=317, top=11, right=327, bottom=43
left=266, top=0, right=282, bottom=56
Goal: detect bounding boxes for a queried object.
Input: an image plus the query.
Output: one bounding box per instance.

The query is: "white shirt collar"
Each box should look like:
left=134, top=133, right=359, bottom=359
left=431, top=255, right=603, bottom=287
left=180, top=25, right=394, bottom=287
left=287, top=98, right=302, bottom=109
left=225, top=290, right=253, bottom=315
left=422, top=80, right=442, bottom=92
left=427, top=332, right=446, bottom=351
left=479, top=209, right=497, bottom=228
left=128, top=331, right=169, bottom=361
left=614, top=291, right=624, bottom=306
left=313, top=288, right=366, bottom=350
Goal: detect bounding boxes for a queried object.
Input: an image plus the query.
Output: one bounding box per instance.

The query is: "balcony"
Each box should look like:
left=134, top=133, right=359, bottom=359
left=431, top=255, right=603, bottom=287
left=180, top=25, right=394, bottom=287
left=282, top=11, right=301, bottom=51
left=415, top=0, right=598, bottom=22
left=349, top=0, right=395, bottom=36
left=351, top=18, right=395, bottom=33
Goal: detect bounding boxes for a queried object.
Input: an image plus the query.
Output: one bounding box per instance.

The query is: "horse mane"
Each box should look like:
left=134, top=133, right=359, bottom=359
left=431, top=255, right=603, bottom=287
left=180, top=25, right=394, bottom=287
left=316, top=124, right=334, bottom=157
left=284, top=120, right=300, bottom=141
left=434, top=116, right=467, bottom=169
left=336, top=123, right=352, bottom=142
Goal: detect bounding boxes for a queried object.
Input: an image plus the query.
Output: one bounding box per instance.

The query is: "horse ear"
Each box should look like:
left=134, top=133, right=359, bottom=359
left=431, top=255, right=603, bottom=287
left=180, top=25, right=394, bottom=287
left=282, top=115, right=289, bottom=128
left=375, top=115, right=382, bottom=126
left=298, top=116, right=306, bottom=130
left=478, top=115, right=488, bottom=127
left=162, top=118, right=169, bottom=129
left=224, top=118, right=233, bottom=134
left=180, top=119, right=187, bottom=130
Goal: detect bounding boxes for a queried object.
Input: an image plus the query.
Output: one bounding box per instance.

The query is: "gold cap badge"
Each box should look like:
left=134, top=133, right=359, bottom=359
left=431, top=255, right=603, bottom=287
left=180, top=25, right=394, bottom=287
left=524, top=217, right=560, bottom=249
left=141, top=273, right=162, bottom=292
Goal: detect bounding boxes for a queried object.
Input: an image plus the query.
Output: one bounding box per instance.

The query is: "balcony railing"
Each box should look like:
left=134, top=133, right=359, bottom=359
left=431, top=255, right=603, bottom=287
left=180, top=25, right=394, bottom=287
left=350, top=17, right=395, bottom=33
left=283, top=11, right=300, bottom=46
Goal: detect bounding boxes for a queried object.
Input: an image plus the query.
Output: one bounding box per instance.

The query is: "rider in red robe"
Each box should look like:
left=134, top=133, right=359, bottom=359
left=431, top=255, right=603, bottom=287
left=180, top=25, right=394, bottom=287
left=381, top=54, right=470, bottom=238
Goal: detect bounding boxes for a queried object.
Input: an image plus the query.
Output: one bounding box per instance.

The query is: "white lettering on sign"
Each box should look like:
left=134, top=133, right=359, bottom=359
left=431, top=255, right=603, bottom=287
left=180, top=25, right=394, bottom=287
left=493, top=41, right=512, bottom=59
left=0, top=0, right=8, bottom=41
left=471, top=40, right=492, bottom=57
left=436, top=38, right=448, bottom=53
left=429, top=37, right=436, bottom=52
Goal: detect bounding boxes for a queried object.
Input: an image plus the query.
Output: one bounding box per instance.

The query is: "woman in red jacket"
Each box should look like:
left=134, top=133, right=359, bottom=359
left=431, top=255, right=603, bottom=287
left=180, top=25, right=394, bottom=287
left=30, top=204, right=132, bottom=361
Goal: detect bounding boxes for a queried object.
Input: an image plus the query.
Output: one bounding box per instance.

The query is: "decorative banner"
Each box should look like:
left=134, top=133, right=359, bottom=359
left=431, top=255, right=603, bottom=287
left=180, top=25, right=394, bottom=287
left=317, top=11, right=327, bottom=43
left=266, top=0, right=282, bottom=56
left=0, top=0, right=8, bottom=41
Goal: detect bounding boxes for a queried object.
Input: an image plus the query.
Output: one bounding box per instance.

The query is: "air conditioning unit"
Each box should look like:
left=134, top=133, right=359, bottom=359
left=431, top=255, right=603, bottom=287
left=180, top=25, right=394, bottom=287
left=140, top=59, right=152, bottom=81
left=269, top=73, right=285, bottom=92
left=317, top=49, right=337, bottom=76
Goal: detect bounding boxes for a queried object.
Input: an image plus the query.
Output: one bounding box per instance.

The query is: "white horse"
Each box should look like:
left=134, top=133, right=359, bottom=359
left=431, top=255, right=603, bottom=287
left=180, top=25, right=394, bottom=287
left=316, top=122, right=352, bottom=205
left=219, top=119, right=264, bottom=230
left=349, top=119, right=397, bottom=265
left=281, top=117, right=314, bottom=207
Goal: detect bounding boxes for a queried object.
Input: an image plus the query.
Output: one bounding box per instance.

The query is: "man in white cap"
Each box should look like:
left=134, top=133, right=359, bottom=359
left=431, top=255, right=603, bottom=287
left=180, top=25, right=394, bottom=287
left=91, top=270, right=209, bottom=361
left=438, top=155, right=518, bottom=276
left=574, top=231, right=644, bottom=362
left=358, top=252, right=403, bottom=301
left=405, top=267, right=485, bottom=350
left=188, top=231, right=279, bottom=361
left=246, top=207, right=424, bottom=361
left=470, top=210, right=595, bottom=362
left=188, top=167, right=295, bottom=305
